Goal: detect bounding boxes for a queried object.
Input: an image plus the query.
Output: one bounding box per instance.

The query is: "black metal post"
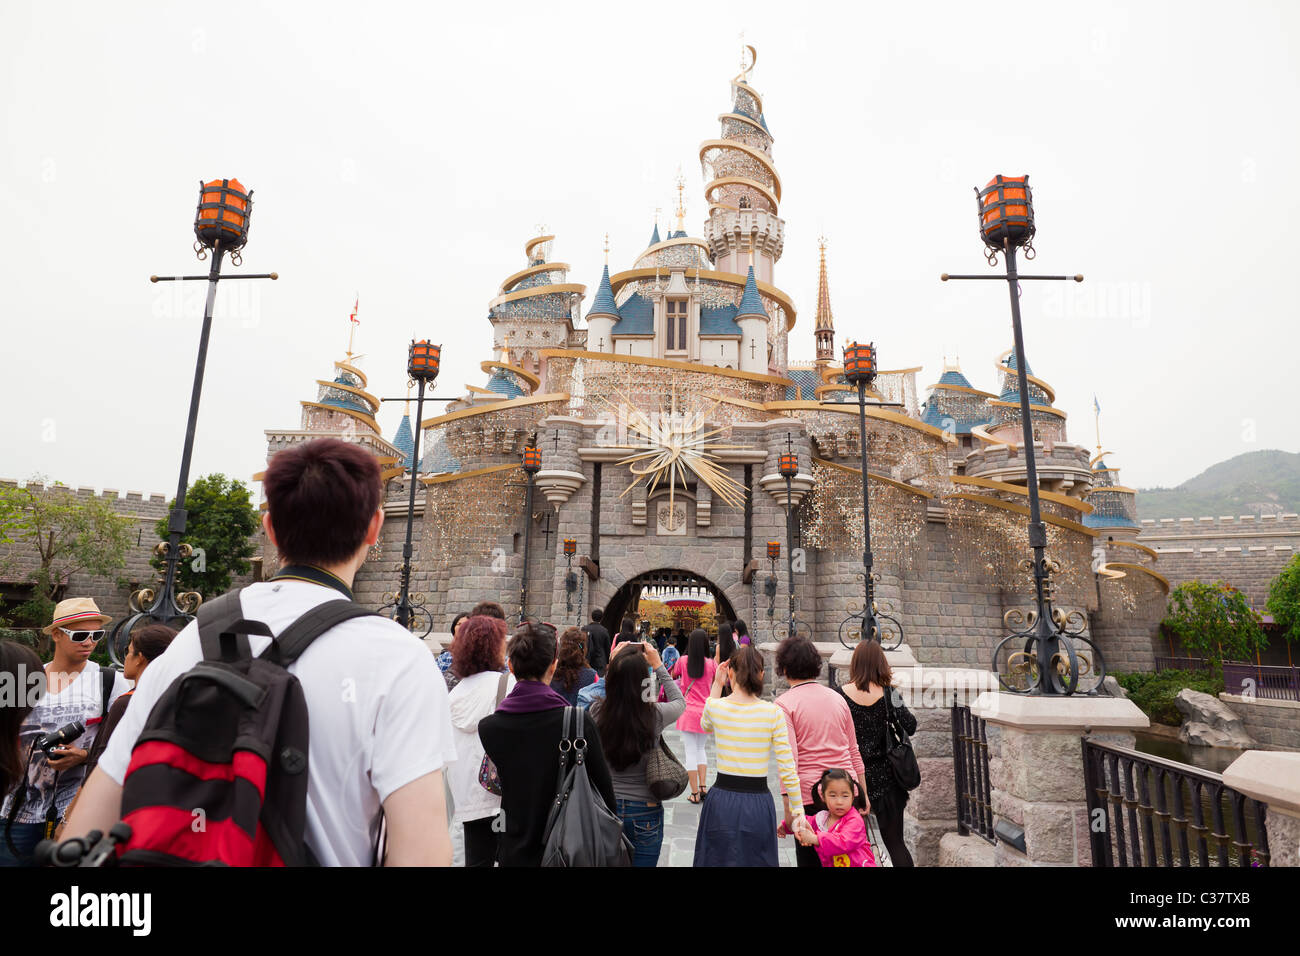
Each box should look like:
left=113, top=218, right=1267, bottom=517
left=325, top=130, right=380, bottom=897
left=856, top=379, right=878, bottom=641
left=156, top=243, right=225, bottom=609
left=1004, top=245, right=1057, bottom=695
left=784, top=473, right=795, bottom=637
left=395, top=376, right=428, bottom=629
left=520, top=472, right=536, bottom=623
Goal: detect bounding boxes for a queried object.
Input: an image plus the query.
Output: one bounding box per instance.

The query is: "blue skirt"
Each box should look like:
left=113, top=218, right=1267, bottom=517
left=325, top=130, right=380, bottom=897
left=692, top=778, right=778, bottom=867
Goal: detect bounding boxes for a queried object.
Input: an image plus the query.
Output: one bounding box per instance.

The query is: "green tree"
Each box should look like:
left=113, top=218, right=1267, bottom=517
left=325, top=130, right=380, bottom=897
left=152, top=474, right=259, bottom=597
left=0, top=477, right=134, bottom=629
left=1266, top=553, right=1300, bottom=666
left=1162, top=579, right=1266, bottom=665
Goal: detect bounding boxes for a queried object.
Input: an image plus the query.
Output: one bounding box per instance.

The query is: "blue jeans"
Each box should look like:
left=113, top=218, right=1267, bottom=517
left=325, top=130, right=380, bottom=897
left=616, top=798, right=664, bottom=868
left=0, top=822, right=46, bottom=867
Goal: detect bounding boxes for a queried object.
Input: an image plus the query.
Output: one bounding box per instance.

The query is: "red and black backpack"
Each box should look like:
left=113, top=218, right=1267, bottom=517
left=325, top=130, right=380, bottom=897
left=115, top=590, right=377, bottom=866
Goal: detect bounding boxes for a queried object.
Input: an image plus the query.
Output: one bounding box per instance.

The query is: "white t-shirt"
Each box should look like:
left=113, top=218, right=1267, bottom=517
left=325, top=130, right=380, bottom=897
left=98, top=581, right=457, bottom=866
left=2, top=660, right=128, bottom=824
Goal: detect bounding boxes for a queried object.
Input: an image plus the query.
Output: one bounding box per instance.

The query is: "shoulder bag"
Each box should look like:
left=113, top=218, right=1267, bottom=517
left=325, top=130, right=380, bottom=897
left=541, top=707, right=632, bottom=867
left=883, top=688, right=921, bottom=792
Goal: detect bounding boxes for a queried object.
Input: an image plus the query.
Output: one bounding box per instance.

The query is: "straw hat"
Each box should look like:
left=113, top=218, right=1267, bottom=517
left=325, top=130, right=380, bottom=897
left=42, top=597, right=112, bottom=635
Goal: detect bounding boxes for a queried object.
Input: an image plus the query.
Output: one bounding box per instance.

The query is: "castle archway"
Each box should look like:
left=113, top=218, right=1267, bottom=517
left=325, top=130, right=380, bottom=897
left=602, top=568, right=738, bottom=636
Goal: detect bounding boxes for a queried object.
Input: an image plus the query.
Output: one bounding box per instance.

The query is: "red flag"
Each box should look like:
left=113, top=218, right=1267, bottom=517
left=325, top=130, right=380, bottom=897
left=350, top=296, right=359, bottom=324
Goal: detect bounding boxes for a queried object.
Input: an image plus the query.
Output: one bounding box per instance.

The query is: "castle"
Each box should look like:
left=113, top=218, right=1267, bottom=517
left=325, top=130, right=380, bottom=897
left=6, top=52, right=1296, bottom=678
left=256, top=50, right=1194, bottom=676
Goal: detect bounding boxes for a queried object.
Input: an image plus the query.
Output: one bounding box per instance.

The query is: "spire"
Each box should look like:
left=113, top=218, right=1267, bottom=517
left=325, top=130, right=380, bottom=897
left=649, top=221, right=661, bottom=247
left=586, top=264, right=618, bottom=318
left=674, top=167, right=687, bottom=234
left=736, top=266, right=768, bottom=319
left=390, top=413, right=415, bottom=470
left=814, top=237, right=834, bottom=366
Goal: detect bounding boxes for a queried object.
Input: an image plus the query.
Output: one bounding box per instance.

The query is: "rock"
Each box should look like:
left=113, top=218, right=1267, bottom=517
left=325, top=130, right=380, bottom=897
left=1100, top=676, right=1128, bottom=699
left=1175, top=690, right=1256, bottom=748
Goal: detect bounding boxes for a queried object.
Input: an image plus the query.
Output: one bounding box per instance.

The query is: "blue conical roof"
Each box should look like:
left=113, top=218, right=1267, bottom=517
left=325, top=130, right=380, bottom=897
left=736, top=266, right=768, bottom=319
left=391, top=414, right=414, bottom=463
left=586, top=264, right=618, bottom=318
left=937, top=369, right=973, bottom=388
left=649, top=223, right=661, bottom=246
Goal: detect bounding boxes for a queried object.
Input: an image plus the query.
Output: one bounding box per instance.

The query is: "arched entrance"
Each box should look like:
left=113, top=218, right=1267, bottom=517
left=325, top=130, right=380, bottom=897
left=603, top=568, right=738, bottom=635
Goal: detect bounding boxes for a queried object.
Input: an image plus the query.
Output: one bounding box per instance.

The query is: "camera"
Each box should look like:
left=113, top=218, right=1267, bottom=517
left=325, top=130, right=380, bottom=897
left=37, top=721, right=85, bottom=756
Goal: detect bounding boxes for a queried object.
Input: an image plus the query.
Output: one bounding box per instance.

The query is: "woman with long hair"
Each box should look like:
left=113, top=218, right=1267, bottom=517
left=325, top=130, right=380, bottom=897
left=591, top=640, right=685, bottom=867
left=840, top=640, right=918, bottom=867
left=479, top=620, right=617, bottom=866
left=713, top=621, right=737, bottom=698
left=549, top=627, right=597, bottom=706
left=693, top=645, right=803, bottom=867
left=447, top=615, right=512, bottom=867
left=670, top=628, right=716, bottom=803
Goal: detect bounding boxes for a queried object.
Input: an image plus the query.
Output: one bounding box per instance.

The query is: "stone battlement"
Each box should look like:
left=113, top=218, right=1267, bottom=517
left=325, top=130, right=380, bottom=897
left=1140, top=512, right=1300, bottom=533
left=0, top=477, right=170, bottom=505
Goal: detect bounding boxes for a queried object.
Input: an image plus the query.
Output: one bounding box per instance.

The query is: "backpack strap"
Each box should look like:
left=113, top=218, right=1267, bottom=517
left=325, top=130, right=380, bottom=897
left=270, top=600, right=381, bottom=667
left=100, top=665, right=115, bottom=720
left=197, top=589, right=257, bottom=663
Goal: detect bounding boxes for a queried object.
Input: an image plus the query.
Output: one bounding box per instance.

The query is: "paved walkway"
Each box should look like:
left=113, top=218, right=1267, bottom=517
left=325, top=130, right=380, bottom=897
left=449, top=726, right=796, bottom=867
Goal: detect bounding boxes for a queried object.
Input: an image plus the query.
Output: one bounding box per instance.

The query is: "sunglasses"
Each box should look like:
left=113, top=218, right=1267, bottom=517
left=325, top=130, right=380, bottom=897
left=64, top=629, right=106, bottom=643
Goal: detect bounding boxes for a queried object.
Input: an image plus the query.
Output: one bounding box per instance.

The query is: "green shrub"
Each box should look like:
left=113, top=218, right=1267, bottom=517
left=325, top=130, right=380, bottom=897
left=1113, top=669, right=1225, bottom=726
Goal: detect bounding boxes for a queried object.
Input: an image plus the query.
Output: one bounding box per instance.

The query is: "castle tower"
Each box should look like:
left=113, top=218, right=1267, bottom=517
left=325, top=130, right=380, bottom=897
left=487, top=233, right=586, bottom=379
left=585, top=255, right=619, bottom=356
left=699, top=48, right=785, bottom=284
left=814, top=237, right=834, bottom=366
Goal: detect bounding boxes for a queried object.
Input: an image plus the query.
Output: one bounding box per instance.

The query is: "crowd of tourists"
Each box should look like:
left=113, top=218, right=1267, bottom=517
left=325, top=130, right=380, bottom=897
left=0, top=437, right=918, bottom=868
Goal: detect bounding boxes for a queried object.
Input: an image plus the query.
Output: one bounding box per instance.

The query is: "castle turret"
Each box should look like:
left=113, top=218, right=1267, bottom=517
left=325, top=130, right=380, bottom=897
left=736, top=265, right=769, bottom=374
left=585, top=262, right=619, bottom=355
left=699, top=48, right=785, bottom=284
left=487, top=233, right=586, bottom=378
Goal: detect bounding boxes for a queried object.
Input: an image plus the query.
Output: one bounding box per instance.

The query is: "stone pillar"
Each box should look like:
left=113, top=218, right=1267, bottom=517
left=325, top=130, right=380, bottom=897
left=1222, top=751, right=1300, bottom=867
left=972, top=693, right=1149, bottom=866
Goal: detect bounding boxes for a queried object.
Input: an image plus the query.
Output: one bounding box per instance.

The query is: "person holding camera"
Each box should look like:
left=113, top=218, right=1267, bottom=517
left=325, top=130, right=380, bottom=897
left=1, top=598, right=127, bottom=867
left=590, top=639, right=685, bottom=867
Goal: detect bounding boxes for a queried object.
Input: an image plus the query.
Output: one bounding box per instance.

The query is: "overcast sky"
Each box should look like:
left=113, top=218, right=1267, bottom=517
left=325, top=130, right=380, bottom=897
left=2, top=0, right=1297, bottom=499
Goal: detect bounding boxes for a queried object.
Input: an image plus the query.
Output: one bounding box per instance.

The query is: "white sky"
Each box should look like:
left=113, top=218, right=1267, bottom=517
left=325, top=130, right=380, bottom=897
left=2, top=0, right=1297, bottom=497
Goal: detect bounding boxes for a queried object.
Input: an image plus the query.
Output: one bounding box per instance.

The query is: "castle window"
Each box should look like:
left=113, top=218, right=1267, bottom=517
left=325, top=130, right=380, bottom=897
left=666, top=299, right=688, bottom=351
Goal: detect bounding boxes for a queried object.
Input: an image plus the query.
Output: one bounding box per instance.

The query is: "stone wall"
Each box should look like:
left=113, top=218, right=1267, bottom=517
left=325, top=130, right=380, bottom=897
left=1219, top=693, right=1300, bottom=752
left=0, top=479, right=174, bottom=628
left=1138, top=513, right=1299, bottom=609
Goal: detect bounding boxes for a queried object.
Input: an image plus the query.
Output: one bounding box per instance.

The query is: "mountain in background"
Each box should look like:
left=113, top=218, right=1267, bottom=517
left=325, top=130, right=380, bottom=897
left=1136, top=450, right=1300, bottom=520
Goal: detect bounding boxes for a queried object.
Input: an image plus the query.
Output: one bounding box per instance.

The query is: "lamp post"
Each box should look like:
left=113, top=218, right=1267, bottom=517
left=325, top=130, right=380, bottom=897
left=777, top=439, right=799, bottom=638
left=389, top=341, right=441, bottom=633
left=765, top=540, right=780, bottom=624
left=110, top=179, right=278, bottom=665
left=941, top=175, right=1102, bottom=696
left=519, top=445, right=542, bottom=622
left=563, top=537, right=580, bottom=614
left=838, top=341, right=904, bottom=650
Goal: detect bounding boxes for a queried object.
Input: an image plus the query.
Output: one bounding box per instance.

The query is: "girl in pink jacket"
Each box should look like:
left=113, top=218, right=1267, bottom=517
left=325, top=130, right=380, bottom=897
left=789, top=769, right=876, bottom=867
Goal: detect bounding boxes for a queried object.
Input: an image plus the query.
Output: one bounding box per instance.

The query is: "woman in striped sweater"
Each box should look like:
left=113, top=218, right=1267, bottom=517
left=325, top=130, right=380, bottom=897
left=692, top=645, right=804, bottom=867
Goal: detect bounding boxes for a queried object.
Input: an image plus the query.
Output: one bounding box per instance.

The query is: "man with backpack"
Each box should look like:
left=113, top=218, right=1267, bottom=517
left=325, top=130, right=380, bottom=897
left=63, top=439, right=456, bottom=866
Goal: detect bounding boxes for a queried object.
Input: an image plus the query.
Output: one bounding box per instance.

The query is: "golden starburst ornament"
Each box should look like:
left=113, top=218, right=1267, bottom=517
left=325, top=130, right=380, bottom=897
left=598, top=385, right=749, bottom=518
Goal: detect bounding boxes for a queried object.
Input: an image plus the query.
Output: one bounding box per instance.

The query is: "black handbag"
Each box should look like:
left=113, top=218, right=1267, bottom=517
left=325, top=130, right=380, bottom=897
left=883, top=689, right=921, bottom=792
left=541, top=707, right=633, bottom=867
left=645, top=735, right=689, bottom=801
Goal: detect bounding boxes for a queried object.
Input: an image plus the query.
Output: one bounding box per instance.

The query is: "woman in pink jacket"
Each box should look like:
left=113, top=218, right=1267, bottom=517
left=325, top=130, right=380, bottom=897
left=670, top=629, right=716, bottom=803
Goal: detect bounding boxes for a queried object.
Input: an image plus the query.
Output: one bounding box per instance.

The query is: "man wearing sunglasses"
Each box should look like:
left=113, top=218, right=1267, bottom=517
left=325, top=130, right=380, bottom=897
left=0, top=598, right=127, bottom=866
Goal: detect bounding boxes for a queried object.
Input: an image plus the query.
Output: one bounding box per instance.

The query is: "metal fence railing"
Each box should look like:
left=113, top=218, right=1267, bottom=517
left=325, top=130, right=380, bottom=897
left=1082, top=737, right=1270, bottom=867
left=951, top=704, right=996, bottom=845
left=1221, top=662, right=1300, bottom=702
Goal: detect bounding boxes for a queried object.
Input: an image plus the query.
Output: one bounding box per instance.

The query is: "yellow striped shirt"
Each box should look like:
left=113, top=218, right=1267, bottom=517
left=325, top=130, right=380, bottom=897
left=700, top=696, right=803, bottom=816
